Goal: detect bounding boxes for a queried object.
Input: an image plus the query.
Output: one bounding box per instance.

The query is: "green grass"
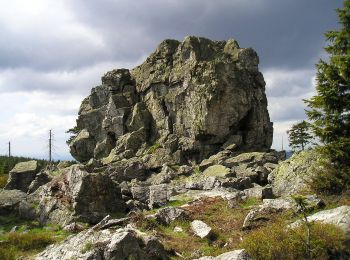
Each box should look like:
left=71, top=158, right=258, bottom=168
left=237, top=197, right=261, bottom=209
left=134, top=197, right=252, bottom=259
left=0, top=174, right=8, bottom=188
left=0, top=216, right=71, bottom=260
left=146, top=199, right=193, bottom=214
left=80, top=241, right=93, bottom=254
left=193, top=167, right=201, bottom=174
left=147, top=142, right=161, bottom=154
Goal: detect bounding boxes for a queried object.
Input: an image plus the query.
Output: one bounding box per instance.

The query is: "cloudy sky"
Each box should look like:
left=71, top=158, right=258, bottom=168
left=0, top=0, right=343, bottom=160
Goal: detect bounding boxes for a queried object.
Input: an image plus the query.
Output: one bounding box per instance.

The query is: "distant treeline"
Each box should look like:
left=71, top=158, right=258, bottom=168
left=0, top=156, right=48, bottom=175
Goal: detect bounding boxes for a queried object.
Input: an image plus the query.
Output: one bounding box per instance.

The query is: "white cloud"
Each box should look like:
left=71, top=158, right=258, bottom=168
left=264, top=68, right=317, bottom=150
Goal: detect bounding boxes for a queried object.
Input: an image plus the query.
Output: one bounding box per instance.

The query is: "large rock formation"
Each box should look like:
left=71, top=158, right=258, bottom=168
left=69, top=36, right=273, bottom=163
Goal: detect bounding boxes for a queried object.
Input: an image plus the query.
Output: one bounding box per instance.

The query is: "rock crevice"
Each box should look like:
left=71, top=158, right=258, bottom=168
left=69, top=36, right=273, bottom=163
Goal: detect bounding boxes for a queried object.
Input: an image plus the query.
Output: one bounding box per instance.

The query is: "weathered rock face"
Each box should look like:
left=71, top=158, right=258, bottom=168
left=36, top=221, right=169, bottom=260
left=30, top=166, right=126, bottom=225
left=69, top=36, right=273, bottom=163
left=268, top=150, right=321, bottom=197
left=4, top=160, right=39, bottom=192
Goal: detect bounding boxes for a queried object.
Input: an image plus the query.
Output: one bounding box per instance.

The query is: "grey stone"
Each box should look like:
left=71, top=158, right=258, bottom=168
left=36, top=224, right=169, bottom=260
left=196, top=249, right=252, bottom=260
left=149, top=184, right=171, bottom=209
left=242, top=196, right=324, bottom=230
left=0, top=189, right=28, bottom=215
left=4, top=160, right=39, bottom=192
left=155, top=206, right=188, bottom=225
left=290, top=206, right=350, bottom=240
left=33, top=166, right=126, bottom=225
left=69, top=36, right=273, bottom=163
left=244, top=184, right=273, bottom=199
left=191, top=220, right=212, bottom=238
left=268, top=150, right=320, bottom=197
left=28, top=171, right=52, bottom=194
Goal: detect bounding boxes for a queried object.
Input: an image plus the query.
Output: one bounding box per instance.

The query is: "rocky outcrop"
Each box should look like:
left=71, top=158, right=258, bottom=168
left=69, top=36, right=273, bottom=163
left=4, top=160, right=39, bottom=192
left=29, top=166, right=126, bottom=225
left=290, top=206, right=350, bottom=240
left=242, top=195, right=325, bottom=230
left=0, top=189, right=27, bottom=216
left=36, top=218, right=169, bottom=260
left=268, top=150, right=321, bottom=197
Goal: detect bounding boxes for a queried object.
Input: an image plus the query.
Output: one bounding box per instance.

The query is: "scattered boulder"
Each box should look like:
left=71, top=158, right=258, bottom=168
left=242, top=195, right=324, bottom=230
left=196, top=249, right=252, bottom=260
left=149, top=184, right=172, bottom=209
left=191, top=220, right=212, bottom=238
left=32, top=166, right=126, bottom=225
left=268, top=150, right=321, bottom=197
left=203, top=165, right=235, bottom=178
left=290, top=206, right=350, bottom=240
left=155, top=206, right=188, bottom=225
left=36, top=222, right=169, bottom=260
left=243, top=184, right=273, bottom=200
left=4, top=160, right=39, bottom=192
left=0, top=189, right=27, bottom=215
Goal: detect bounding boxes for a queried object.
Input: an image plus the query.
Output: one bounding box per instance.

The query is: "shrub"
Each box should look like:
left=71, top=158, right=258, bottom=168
left=309, top=145, right=350, bottom=194
left=0, top=245, right=16, bottom=260
left=240, top=220, right=347, bottom=260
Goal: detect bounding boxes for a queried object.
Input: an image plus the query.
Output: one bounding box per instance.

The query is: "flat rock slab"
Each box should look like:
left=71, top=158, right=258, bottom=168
left=4, top=160, right=39, bottom=192
left=191, top=220, right=212, bottom=238
left=203, top=165, right=233, bottom=177
left=291, top=205, right=350, bottom=239
left=195, top=249, right=252, bottom=260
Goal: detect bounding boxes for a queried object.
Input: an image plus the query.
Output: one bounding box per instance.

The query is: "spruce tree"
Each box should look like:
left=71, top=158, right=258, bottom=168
left=287, top=121, right=313, bottom=151
left=304, top=0, right=350, bottom=193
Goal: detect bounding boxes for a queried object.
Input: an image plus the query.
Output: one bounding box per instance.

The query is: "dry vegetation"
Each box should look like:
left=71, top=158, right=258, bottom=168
left=0, top=216, right=71, bottom=260
left=131, top=196, right=349, bottom=259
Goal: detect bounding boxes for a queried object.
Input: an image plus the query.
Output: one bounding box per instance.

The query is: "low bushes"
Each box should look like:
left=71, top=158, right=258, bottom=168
left=240, top=220, right=348, bottom=260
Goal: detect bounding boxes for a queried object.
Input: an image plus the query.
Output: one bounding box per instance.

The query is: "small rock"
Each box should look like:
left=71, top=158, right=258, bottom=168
left=63, top=222, right=85, bottom=233
left=191, top=220, right=212, bottom=238
left=155, top=207, right=188, bottom=225
left=10, top=226, right=19, bottom=232
left=174, top=226, right=183, bottom=232
left=244, top=184, right=273, bottom=200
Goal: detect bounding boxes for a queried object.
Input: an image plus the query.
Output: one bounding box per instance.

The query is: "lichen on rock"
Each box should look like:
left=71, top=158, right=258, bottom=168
left=69, top=36, right=273, bottom=163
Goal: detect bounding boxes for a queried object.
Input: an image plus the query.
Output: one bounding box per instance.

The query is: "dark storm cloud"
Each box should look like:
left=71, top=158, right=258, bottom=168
left=67, top=0, right=342, bottom=70
left=0, top=0, right=342, bottom=73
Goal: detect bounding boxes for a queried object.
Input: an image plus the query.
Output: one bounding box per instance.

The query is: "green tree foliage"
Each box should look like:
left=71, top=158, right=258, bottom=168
left=66, top=125, right=80, bottom=145
left=287, top=121, right=313, bottom=151
left=304, top=0, right=350, bottom=194
left=0, top=156, right=47, bottom=175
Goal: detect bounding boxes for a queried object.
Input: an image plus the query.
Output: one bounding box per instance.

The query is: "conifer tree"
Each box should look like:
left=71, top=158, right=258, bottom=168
left=304, top=0, right=350, bottom=193
left=287, top=121, right=313, bottom=151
